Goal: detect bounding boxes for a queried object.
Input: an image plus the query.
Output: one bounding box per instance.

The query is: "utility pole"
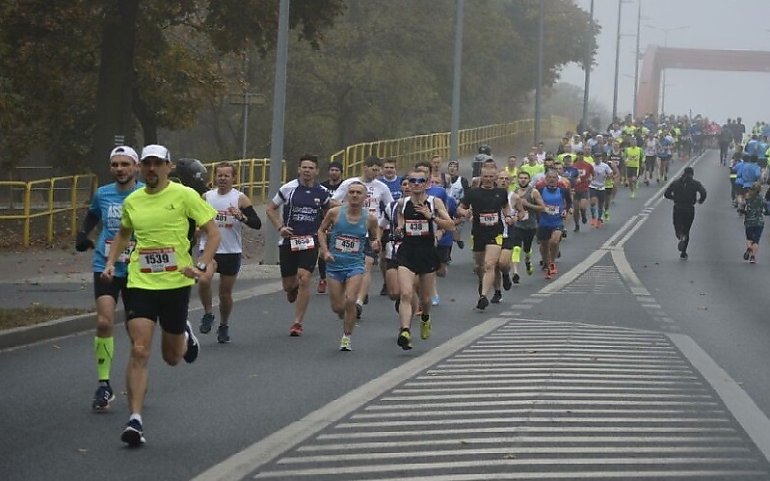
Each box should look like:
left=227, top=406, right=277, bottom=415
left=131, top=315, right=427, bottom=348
left=534, top=0, right=544, bottom=144
left=611, top=0, right=623, bottom=122
left=581, top=0, right=594, bottom=133
left=263, top=0, right=290, bottom=265
left=633, top=0, right=641, bottom=119
left=450, top=0, right=464, bottom=163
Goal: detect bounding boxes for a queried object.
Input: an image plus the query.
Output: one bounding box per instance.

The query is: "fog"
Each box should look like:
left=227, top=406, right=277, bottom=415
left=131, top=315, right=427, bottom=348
left=559, top=0, right=770, bottom=126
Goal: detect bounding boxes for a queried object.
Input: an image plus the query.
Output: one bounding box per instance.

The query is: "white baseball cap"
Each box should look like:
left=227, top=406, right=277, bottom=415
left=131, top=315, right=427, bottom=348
left=109, top=146, right=139, bottom=164
left=140, top=144, right=171, bottom=162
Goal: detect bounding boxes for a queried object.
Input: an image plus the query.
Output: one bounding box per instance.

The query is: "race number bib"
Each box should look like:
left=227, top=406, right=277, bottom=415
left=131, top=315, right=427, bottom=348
left=138, top=247, right=177, bottom=273
left=290, top=235, right=315, bottom=252
left=334, top=235, right=360, bottom=253
left=479, top=212, right=499, bottom=226
left=104, top=240, right=135, bottom=263
left=215, top=210, right=234, bottom=229
left=405, top=219, right=430, bottom=236
left=544, top=205, right=560, bottom=216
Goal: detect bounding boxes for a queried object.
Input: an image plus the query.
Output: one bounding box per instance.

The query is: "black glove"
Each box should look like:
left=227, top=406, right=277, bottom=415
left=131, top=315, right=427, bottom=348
left=75, top=231, right=94, bottom=252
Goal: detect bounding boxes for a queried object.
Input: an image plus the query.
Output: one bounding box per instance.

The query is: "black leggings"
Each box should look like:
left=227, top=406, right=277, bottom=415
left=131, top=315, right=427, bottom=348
left=673, top=208, right=695, bottom=251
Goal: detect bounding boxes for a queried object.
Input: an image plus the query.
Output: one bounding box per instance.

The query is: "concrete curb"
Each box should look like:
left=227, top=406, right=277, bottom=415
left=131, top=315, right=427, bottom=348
left=0, top=277, right=286, bottom=351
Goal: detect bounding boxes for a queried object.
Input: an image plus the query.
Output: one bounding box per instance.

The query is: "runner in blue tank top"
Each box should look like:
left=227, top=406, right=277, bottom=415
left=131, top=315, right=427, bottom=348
left=318, top=181, right=380, bottom=351
left=75, top=146, right=142, bottom=411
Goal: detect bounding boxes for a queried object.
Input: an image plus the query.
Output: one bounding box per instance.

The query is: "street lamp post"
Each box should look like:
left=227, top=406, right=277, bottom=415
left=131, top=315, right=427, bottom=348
left=643, top=24, right=689, bottom=116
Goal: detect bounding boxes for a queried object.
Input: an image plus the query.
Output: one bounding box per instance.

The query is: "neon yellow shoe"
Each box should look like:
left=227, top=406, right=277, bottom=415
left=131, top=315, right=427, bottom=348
left=397, top=329, right=413, bottom=350
left=420, top=316, right=432, bottom=340
left=339, top=334, right=352, bottom=351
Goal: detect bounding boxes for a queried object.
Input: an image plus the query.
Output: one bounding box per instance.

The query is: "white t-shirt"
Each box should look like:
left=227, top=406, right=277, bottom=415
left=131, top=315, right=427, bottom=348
left=332, top=177, right=394, bottom=221
left=589, top=163, right=614, bottom=190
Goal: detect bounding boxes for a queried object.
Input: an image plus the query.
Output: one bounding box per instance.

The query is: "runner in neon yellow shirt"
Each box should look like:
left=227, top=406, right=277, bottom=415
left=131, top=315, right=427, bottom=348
left=103, top=144, right=219, bottom=447
left=624, top=140, right=643, bottom=199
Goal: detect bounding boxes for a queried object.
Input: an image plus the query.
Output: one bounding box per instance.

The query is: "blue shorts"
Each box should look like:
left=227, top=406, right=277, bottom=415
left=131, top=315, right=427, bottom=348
left=327, top=267, right=365, bottom=283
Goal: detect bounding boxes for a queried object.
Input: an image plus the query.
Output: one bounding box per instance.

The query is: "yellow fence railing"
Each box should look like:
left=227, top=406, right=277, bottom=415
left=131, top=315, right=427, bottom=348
left=0, top=174, right=98, bottom=247
left=200, top=158, right=288, bottom=202
left=0, top=115, right=573, bottom=247
left=332, top=115, right=573, bottom=177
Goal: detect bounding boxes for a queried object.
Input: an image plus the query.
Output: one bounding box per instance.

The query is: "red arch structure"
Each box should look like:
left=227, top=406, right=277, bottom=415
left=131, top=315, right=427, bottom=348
left=636, top=46, right=770, bottom=117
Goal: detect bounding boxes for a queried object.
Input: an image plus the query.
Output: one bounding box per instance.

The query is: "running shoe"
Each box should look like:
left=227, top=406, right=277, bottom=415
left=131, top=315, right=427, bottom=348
left=363, top=295, right=369, bottom=305
left=431, top=295, right=440, bottom=306
left=525, top=260, right=534, bottom=276
left=121, top=419, right=146, bottom=447
left=548, top=263, right=558, bottom=275
left=397, top=329, right=413, bottom=350
left=677, top=236, right=687, bottom=253
left=476, top=296, right=489, bottom=311
left=355, top=303, right=363, bottom=320
left=420, top=315, right=432, bottom=340
left=92, top=384, right=115, bottom=411
left=664, top=176, right=668, bottom=181
left=490, top=290, right=502, bottom=304
left=644, top=179, right=649, bottom=186
left=199, top=312, right=215, bottom=334
left=456, top=240, right=465, bottom=249
left=512, top=273, right=520, bottom=284
left=317, top=279, right=327, bottom=294
left=216, top=325, right=230, bottom=344
left=581, top=212, right=588, bottom=224
left=502, top=273, right=512, bottom=291
left=287, top=286, right=299, bottom=303
left=744, top=249, right=751, bottom=261
left=289, top=322, right=303, bottom=337
left=680, top=251, right=688, bottom=260
left=561, top=228, right=567, bottom=239
left=604, top=211, right=610, bottom=221
left=183, top=321, right=200, bottom=363
left=574, top=224, right=580, bottom=233
left=630, top=191, right=636, bottom=199
left=339, top=335, right=352, bottom=351
left=379, top=283, right=388, bottom=296
left=750, top=255, right=756, bottom=264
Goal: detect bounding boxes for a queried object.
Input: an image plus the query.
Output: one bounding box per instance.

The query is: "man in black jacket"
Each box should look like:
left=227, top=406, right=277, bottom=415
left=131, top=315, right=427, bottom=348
left=664, top=166, right=707, bottom=259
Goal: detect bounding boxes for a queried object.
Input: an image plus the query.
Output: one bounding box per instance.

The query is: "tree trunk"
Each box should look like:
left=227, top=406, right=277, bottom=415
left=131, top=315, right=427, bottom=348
left=89, top=0, right=139, bottom=184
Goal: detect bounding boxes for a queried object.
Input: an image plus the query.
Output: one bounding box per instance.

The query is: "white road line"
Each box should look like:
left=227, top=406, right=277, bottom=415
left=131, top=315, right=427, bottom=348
left=295, top=435, right=746, bottom=452
left=538, top=249, right=607, bottom=294
left=364, top=399, right=720, bottom=410
left=351, top=408, right=726, bottom=419
left=336, top=416, right=730, bottom=429
left=670, top=332, right=770, bottom=465
left=253, top=456, right=757, bottom=478
left=611, top=249, right=650, bottom=295
left=189, top=316, right=508, bottom=481
left=280, top=445, right=750, bottom=463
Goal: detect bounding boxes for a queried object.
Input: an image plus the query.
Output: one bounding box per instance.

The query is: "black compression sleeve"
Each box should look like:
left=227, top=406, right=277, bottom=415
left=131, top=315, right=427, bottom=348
left=240, top=205, right=262, bottom=229
left=80, top=210, right=100, bottom=234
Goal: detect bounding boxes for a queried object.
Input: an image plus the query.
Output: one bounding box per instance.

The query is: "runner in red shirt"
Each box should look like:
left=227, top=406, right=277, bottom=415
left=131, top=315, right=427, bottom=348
left=571, top=152, right=594, bottom=232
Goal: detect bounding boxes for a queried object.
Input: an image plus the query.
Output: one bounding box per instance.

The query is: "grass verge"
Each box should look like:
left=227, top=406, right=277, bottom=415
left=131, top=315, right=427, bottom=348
left=0, top=306, right=90, bottom=331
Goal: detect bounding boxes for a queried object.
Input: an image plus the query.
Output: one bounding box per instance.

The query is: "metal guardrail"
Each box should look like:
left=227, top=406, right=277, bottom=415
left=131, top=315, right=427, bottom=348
left=0, top=175, right=98, bottom=247
left=0, top=116, right=573, bottom=247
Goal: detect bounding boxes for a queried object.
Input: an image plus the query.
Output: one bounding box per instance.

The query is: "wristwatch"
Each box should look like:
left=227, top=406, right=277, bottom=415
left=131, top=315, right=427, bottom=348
left=196, top=261, right=207, bottom=271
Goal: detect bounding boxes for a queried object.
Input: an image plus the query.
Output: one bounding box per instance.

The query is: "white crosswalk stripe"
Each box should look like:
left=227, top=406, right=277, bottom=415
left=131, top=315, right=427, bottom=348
left=252, top=320, right=770, bottom=480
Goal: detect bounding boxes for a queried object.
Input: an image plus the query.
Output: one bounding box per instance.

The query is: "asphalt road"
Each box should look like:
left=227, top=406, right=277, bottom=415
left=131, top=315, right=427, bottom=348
left=4, top=148, right=770, bottom=480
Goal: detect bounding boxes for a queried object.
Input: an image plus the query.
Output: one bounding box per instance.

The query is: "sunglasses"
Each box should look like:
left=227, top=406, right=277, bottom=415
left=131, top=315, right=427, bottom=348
left=408, top=177, right=427, bottom=184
